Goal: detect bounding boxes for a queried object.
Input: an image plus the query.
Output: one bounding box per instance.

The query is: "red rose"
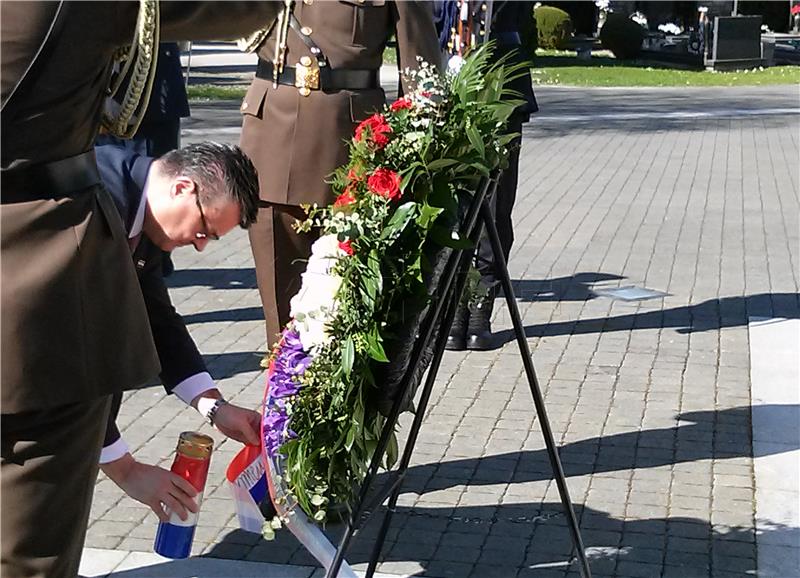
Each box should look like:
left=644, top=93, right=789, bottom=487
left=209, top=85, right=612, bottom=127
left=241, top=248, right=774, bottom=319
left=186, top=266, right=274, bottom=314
left=390, top=98, right=413, bottom=112
left=334, top=188, right=357, bottom=207
left=355, top=114, right=392, bottom=148
left=338, top=240, right=354, bottom=255
left=367, top=168, right=401, bottom=201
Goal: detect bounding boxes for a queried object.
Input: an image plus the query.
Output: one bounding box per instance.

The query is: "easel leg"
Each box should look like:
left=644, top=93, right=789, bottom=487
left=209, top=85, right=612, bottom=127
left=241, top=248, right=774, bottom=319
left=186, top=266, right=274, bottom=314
left=364, top=246, right=478, bottom=577
left=479, top=200, right=592, bottom=578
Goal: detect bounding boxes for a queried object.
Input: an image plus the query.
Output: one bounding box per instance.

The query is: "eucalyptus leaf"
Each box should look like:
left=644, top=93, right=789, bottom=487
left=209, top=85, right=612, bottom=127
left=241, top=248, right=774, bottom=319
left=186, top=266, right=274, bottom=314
left=341, top=337, right=354, bottom=376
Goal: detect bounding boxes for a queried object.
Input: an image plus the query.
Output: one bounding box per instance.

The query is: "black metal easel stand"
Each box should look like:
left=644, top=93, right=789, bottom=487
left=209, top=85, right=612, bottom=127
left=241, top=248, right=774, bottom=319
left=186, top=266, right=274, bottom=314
left=325, top=175, right=591, bottom=578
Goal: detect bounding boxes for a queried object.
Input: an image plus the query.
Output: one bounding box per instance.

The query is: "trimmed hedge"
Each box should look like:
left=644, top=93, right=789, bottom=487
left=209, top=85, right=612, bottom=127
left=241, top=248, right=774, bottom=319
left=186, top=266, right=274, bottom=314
left=599, top=13, right=646, bottom=60
left=534, top=5, right=573, bottom=50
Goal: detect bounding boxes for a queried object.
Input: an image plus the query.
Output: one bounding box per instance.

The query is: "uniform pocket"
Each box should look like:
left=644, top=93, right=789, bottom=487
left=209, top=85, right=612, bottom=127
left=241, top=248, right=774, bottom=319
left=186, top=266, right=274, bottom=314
left=240, top=79, right=270, bottom=119
left=338, top=0, right=388, bottom=48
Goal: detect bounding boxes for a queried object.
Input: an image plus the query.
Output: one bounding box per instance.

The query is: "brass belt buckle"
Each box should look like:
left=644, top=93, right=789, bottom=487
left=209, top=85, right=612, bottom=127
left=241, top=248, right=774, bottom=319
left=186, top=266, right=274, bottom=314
left=294, top=60, right=319, bottom=97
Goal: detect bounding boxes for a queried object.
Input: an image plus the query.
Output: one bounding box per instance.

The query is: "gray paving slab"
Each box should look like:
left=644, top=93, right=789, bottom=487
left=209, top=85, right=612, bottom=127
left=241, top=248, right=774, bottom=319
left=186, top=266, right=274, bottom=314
left=84, top=84, right=800, bottom=577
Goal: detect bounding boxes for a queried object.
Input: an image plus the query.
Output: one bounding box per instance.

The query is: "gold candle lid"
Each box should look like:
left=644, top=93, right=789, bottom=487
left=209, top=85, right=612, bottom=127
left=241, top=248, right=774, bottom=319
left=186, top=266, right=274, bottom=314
left=177, top=432, right=214, bottom=459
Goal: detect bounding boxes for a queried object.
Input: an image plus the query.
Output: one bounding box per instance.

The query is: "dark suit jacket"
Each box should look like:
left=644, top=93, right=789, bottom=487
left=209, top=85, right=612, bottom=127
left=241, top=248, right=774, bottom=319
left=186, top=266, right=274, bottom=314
left=1, top=1, right=282, bottom=413
left=95, top=143, right=207, bottom=447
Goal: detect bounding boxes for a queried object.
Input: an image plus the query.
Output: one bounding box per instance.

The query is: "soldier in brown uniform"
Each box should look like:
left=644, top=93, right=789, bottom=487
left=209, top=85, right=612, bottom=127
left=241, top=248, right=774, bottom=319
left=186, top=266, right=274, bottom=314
left=239, top=0, right=442, bottom=349
left=0, top=3, right=282, bottom=576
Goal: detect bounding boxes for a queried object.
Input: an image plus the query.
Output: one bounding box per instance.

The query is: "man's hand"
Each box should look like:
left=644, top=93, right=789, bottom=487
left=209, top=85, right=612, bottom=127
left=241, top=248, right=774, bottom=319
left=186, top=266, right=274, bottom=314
left=101, top=453, right=198, bottom=522
left=191, top=389, right=261, bottom=446
left=212, top=402, right=261, bottom=446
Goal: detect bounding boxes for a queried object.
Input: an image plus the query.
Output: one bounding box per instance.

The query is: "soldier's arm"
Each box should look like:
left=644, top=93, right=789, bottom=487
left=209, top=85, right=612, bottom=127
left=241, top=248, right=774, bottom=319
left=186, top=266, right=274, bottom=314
left=391, top=0, right=442, bottom=92
left=111, top=1, right=281, bottom=45
left=159, top=1, right=282, bottom=41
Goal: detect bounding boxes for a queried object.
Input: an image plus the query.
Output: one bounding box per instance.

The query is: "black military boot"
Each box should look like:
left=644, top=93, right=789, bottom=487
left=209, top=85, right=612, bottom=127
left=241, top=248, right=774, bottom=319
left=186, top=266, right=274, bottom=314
left=467, top=292, right=495, bottom=350
left=445, top=301, right=469, bottom=351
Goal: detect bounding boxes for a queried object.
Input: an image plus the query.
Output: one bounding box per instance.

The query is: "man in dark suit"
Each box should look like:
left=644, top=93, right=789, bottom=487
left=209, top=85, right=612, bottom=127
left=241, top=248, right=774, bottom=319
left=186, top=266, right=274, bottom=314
left=239, top=1, right=442, bottom=350
left=1, top=3, right=282, bottom=576
left=94, top=141, right=261, bottom=521
left=97, top=41, right=191, bottom=277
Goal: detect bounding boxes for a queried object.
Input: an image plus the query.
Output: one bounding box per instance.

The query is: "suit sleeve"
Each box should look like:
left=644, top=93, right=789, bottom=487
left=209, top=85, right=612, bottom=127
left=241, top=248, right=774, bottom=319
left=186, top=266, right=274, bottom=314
left=392, top=1, right=443, bottom=93
left=138, top=247, right=208, bottom=391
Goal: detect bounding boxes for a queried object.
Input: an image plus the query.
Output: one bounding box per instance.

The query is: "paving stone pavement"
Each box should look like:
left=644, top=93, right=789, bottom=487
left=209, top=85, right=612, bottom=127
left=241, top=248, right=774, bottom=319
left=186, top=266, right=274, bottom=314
left=85, top=86, right=799, bottom=578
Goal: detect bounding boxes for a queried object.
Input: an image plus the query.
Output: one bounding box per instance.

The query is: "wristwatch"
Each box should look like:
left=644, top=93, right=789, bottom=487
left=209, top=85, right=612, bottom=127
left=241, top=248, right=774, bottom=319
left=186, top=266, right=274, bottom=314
left=198, top=397, right=228, bottom=425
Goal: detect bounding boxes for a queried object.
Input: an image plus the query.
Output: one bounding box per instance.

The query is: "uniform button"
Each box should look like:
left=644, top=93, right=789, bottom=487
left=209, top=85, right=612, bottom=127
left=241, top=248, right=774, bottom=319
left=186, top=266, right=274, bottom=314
left=300, top=26, right=312, bottom=36
left=241, top=101, right=249, bottom=110
left=303, top=0, right=313, bottom=4
left=299, top=56, right=312, bottom=66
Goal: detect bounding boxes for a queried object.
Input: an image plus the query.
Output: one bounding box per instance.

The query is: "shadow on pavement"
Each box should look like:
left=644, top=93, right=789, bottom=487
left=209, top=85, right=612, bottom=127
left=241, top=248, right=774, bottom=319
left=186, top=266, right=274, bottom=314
left=202, top=351, right=263, bottom=379
left=401, top=406, right=796, bottom=493
left=494, top=292, right=800, bottom=346
left=95, top=405, right=796, bottom=576
left=166, top=267, right=257, bottom=290
left=510, top=272, right=624, bottom=302
left=184, top=307, right=263, bottom=325
left=102, top=502, right=786, bottom=577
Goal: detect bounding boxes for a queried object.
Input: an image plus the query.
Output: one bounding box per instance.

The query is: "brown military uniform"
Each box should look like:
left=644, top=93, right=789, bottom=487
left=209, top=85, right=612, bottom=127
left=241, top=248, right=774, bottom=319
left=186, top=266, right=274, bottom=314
left=240, top=0, right=441, bottom=347
left=0, top=3, right=281, bottom=576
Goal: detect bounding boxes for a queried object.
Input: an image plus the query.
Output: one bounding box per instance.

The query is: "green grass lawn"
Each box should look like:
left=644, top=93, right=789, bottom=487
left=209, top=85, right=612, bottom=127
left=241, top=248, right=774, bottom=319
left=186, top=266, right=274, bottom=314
left=532, top=49, right=800, bottom=87
left=187, top=48, right=799, bottom=100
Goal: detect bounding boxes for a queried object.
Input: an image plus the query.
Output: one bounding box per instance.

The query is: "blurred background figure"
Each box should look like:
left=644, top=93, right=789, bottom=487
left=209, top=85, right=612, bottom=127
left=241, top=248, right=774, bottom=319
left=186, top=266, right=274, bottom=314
left=436, top=0, right=538, bottom=351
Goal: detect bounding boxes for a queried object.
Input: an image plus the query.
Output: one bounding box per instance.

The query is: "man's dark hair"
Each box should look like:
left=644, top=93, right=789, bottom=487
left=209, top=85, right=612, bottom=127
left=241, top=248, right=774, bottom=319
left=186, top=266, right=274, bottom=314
left=159, top=142, right=259, bottom=228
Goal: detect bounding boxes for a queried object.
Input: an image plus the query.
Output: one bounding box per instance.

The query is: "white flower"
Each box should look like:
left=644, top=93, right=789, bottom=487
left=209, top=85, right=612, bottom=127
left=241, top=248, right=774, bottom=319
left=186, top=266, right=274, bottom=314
left=289, top=235, right=346, bottom=352
left=658, top=23, right=683, bottom=35
left=447, top=55, right=464, bottom=74
left=631, top=11, right=648, bottom=28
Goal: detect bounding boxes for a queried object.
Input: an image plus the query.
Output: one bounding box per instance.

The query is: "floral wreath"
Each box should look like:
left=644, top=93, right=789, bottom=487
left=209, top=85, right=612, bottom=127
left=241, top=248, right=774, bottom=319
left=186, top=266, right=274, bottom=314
left=260, top=46, right=526, bottom=543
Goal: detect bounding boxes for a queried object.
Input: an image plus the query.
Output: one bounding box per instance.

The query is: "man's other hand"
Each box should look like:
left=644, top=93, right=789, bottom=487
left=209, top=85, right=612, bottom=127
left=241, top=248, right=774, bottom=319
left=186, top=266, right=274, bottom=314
left=101, top=453, right=198, bottom=522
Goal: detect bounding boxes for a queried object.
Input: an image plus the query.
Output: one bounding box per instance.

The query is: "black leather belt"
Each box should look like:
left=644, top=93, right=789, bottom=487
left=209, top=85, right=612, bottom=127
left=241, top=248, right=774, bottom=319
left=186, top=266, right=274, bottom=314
left=256, top=60, right=379, bottom=92
left=2, top=150, right=100, bottom=203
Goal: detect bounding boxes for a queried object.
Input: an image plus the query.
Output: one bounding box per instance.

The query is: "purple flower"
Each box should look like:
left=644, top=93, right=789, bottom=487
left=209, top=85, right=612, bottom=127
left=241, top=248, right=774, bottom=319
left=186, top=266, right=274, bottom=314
left=262, top=327, right=313, bottom=459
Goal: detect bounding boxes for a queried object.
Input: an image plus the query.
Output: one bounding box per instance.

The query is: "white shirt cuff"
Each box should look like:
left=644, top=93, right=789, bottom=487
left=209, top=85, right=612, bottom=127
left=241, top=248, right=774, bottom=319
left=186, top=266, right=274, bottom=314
left=172, top=372, right=216, bottom=406
left=100, top=438, right=130, bottom=464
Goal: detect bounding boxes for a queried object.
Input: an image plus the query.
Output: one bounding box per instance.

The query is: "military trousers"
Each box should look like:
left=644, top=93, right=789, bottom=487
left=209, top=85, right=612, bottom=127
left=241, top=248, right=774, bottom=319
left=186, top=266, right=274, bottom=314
left=475, top=114, right=525, bottom=288
left=1, top=395, right=111, bottom=578
left=249, top=203, right=319, bottom=350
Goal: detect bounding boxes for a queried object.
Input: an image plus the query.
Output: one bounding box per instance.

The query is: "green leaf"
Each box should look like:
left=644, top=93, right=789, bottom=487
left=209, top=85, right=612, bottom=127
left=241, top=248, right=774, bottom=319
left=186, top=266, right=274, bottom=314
left=385, top=432, right=398, bottom=469
left=366, top=325, right=389, bottom=362
left=344, top=425, right=356, bottom=451
left=416, top=203, right=444, bottom=229
left=367, top=250, right=383, bottom=296
left=426, top=158, right=460, bottom=171
left=341, top=336, right=354, bottom=376
left=380, top=202, right=417, bottom=241
left=466, top=124, right=485, bottom=159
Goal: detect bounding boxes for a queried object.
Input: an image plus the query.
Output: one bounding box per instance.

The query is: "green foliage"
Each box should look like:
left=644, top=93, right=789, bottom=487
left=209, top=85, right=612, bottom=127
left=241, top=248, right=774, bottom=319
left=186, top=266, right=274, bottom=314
left=534, top=5, right=573, bottom=50
left=268, top=44, right=521, bottom=523
left=599, top=13, right=646, bottom=60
